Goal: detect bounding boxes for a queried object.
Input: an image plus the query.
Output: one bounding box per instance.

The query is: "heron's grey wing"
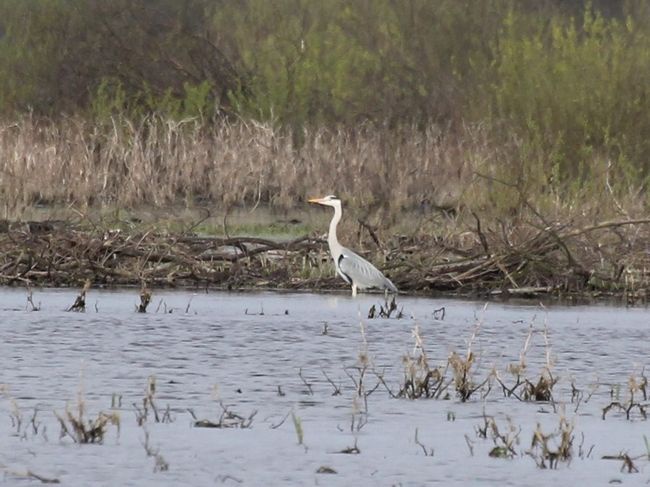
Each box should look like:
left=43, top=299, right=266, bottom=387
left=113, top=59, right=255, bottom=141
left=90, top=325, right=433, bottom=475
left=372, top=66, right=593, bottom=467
left=338, top=248, right=397, bottom=292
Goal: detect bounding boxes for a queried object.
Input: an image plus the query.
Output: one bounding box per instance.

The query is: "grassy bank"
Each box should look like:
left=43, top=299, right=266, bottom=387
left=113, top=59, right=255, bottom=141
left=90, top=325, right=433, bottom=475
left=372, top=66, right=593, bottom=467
left=0, top=116, right=649, bottom=300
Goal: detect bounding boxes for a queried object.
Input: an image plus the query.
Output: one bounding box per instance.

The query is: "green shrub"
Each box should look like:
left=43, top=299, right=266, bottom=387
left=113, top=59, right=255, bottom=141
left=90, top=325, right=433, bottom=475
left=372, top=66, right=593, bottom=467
left=478, top=5, right=650, bottom=194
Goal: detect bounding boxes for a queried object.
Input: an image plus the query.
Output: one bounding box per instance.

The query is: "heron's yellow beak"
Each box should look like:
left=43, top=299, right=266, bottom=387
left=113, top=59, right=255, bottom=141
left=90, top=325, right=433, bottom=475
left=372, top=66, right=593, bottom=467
left=308, top=197, right=324, bottom=204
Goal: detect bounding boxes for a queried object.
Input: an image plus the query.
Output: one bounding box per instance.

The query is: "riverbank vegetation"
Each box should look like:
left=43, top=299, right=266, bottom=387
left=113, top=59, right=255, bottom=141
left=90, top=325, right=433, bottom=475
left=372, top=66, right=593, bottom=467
left=0, top=1, right=649, bottom=298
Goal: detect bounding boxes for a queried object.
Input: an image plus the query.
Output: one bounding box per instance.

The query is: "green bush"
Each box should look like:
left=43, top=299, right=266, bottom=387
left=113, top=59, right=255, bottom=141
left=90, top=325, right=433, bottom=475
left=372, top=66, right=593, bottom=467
left=480, top=6, right=650, bottom=191
left=91, top=78, right=215, bottom=121
left=219, top=0, right=505, bottom=128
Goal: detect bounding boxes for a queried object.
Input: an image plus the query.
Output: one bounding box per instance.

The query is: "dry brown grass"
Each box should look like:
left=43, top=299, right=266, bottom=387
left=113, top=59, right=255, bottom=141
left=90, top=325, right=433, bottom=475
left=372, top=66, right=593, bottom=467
left=1, top=115, right=647, bottom=229
left=2, top=114, right=647, bottom=234
left=0, top=116, right=479, bottom=217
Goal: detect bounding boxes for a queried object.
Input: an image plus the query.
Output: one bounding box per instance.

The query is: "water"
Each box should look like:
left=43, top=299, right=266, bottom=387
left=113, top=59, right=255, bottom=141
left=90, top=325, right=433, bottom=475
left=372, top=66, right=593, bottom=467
left=0, top=289, right=648, bottom=485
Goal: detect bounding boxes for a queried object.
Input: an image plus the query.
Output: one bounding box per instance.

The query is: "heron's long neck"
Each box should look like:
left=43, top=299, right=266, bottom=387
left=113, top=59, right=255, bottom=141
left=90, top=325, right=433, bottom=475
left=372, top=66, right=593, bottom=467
left=328, top=203, right=343, bottom=257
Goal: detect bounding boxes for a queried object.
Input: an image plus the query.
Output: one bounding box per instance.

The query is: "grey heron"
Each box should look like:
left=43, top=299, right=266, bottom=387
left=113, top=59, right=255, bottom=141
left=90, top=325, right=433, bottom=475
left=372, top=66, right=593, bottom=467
left=308, top=195, right=398, bottom=296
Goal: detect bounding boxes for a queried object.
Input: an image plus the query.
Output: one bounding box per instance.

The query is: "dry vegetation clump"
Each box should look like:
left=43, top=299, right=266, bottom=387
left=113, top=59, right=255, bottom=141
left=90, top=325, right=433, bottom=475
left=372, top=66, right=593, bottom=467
left=448, top=313, right=492, bottom=402
left=2, top=391, right=45, bottom=442
left=0, top=224, right=327, bottom=290
left=25, top=285, right=40, bottom=311
left=52, top=373, right=120, bottom=444
left=134, top=376, right=172, bottom=425
left=341, top=320, right=382, bottom=429
left=137, top=282, right=152, bottom=313
left=602, top=370, right=648, bottom=420
left=396, top=315, right=492, bottom=401
left=398, top=324, right=448, bottom=399
left=527, top=418, right=575, bottom=469
left=67, top=279, right=91, bottom=312
left=495, top=321, right=557, bottom=403
left=392, top=309, right=564, bottom=404
left=367, top=295, right=403, bottom=319
left=141, top=429, right=170, bottom=473
left=55, top=396, right=120, bottom=444
left=55, top=410, right=120, bottom=444
left=474, top=412, right=520, bottom=459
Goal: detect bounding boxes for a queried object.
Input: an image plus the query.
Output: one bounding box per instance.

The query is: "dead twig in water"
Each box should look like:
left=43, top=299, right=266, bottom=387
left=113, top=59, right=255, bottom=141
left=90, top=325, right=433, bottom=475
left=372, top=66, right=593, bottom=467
left=299, top=368, right=314, bottom=395
left=336, top=438, right=361, bottom=454
left=414, top=428, right=434, bottom=456
left=141, top=428, right=169, bottom=472
left=137, top=282, right=152, bottom=313
left=188, top=402, right=257, bottom=429
left=67, top=279, right=90, bottom=312
left=601, top=453, right=641, bottom=473
left=26, top=285, right=40, bottom=311
left=433, top=307, right=445, bottom=320
left=321, top=369, right=342, bottom=396
left=0, top=466, right=60, bottom=484
left=270, top=409, right=292, bottom=429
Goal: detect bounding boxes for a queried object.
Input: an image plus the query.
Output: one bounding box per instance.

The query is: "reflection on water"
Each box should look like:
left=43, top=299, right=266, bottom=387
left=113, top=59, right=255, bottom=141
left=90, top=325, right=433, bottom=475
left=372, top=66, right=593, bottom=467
left=0, top=289, right=648, bottom=486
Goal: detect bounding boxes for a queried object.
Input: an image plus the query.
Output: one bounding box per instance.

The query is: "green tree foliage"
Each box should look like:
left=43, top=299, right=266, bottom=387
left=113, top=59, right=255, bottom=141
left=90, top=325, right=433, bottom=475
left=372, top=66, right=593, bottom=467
left=0, top=0, right=78, bottom=111
left=217, top=0, right=507, bottom=128
left=0, top=0, right=242, bottom=116
left=1, top=0, right=650, bottom=190
left=0, top=0, right=508, bottom=124
left=483, top=4, right=650, bottom=186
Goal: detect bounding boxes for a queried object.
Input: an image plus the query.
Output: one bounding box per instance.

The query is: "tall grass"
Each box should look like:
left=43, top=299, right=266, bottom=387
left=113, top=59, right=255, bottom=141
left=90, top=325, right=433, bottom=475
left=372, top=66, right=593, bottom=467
left=0, top=115, right=645, bottom=226
left=0, top=116, right=472, bottom=214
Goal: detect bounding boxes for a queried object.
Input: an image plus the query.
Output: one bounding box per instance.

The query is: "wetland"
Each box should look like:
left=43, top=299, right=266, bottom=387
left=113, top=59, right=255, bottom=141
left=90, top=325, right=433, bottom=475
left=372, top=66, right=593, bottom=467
left=1, top=289, right=648, bottom=485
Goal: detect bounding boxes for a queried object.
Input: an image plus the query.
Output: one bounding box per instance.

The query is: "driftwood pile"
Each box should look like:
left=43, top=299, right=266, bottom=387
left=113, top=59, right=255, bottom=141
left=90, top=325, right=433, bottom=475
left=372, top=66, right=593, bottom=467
left=0, top=222, right=327, bottom=289
left=389, top=217, right=650, bottom=300
left=0, top=217, right=649, bottom=299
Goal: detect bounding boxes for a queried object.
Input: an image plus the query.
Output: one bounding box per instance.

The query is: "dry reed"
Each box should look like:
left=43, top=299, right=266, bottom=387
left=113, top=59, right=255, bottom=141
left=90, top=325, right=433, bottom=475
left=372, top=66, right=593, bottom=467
left=0, top=116, right=474, bottom=216
left=1, top=115, right=646, bottom=226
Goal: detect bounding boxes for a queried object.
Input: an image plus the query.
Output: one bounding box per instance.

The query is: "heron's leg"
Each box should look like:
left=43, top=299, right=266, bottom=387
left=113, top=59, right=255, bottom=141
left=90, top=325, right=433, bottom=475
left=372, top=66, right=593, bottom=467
left=352, top=284, right=357, bottom=297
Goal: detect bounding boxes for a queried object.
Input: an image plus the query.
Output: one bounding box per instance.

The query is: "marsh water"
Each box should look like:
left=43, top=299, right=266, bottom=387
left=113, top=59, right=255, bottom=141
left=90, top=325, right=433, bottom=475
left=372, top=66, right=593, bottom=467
left=0, top=289, right=648, bottom=486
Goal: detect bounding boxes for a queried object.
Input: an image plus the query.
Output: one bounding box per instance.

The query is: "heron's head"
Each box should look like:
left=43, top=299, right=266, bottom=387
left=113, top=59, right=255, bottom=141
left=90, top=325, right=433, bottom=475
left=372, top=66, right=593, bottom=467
left=308, top=194, right=341, bottom=207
